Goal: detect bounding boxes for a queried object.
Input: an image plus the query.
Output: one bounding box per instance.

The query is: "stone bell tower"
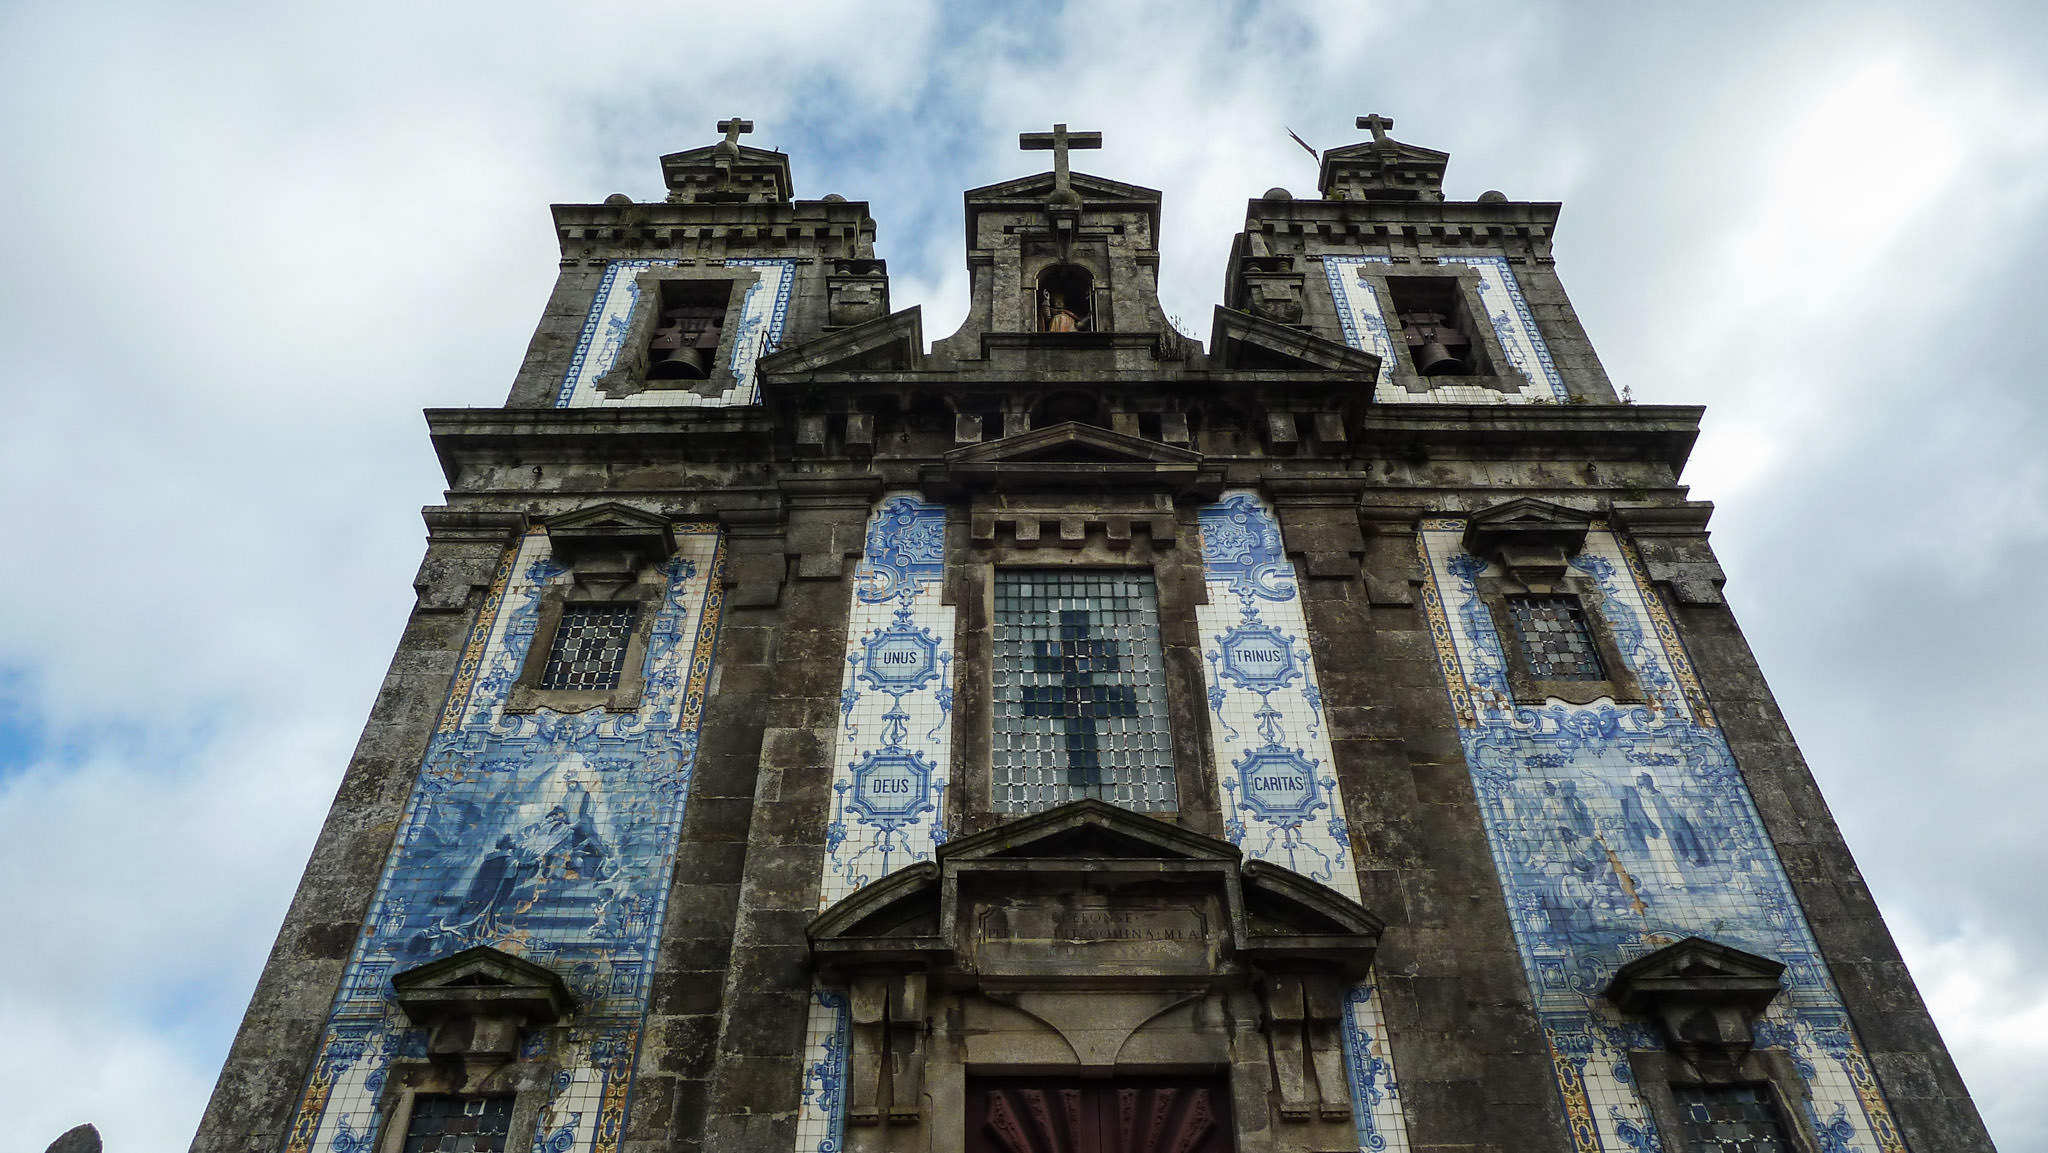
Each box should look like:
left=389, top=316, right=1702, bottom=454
left=192, top=116, right=1989, bottom=1153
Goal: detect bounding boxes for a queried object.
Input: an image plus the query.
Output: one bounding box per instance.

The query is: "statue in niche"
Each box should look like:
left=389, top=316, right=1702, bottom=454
left=1042, top=291, right=1085, bottom=332
left=1036, top=264, right=1095, bottom=332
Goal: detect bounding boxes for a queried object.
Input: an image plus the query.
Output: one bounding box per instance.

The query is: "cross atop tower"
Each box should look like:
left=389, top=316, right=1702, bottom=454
left=1356, top=113, right=1395, bottom=144
left=1020, top=123, right=1103, bottom=198
left=716, top=117, right=754, bottom=148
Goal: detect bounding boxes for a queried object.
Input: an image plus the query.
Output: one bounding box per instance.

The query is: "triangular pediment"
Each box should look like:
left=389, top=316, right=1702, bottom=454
left=810, top=802, right=1383, bottom=982
left=1606, top=936, right=1786, bottom=1016
left=1613, top=937, right=1786, bottom=986
left=1318, top=134, right=1451, bottom=201
left=947, top=422, right=1201, bottom=467
left=1318, top=138, right=1450, bottom=167
left=942, top=798, right=1240, bottom=864
left=390, top=944, right=577, bottom=1025
left=542, top=502, right=678, bottom=566
left=966, top=170, right=1161, bottom=205
left=543, top=502, right=672, bottom=534
left=1209, top=306, right=1383, bottom=375
left=760, top=307, right=924, bottom=375
left=810, top=862, right=943, bottom=944
left=1463, top=497, right=1593, bottom=554
left=1242, top=861, right=1386, bottom=940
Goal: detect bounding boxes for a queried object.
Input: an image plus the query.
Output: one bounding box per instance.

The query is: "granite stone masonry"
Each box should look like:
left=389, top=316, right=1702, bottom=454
left=193, top=117, right=1991, bottom=1153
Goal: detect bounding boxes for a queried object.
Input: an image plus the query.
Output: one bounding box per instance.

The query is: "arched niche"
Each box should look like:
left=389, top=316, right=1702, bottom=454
left=1036, top=264, right=1096, bottom=332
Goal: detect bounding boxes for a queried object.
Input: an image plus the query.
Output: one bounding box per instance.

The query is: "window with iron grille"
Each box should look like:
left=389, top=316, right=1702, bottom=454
left=991, top=570, right=1175, bottom=813
left=1506, top=594, right=1605, bottom=681
left=403, top=1095, right=515, bottom=1153
left=537, top=603, right=639, bottom=691
left=1670, top=1085, right=1791, bottom=1153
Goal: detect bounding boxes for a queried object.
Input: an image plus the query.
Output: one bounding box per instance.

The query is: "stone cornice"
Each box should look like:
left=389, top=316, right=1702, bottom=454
left=424, top=403, right=1702, bottom=487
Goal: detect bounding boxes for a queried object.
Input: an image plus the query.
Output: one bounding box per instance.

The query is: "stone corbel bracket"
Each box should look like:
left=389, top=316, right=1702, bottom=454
left=1612, top=501, right=1725, bottom=606
left=415, top=509, right=530, bottom=612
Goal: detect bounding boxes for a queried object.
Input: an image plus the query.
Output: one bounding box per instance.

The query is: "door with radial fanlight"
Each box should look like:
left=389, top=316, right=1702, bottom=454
left=966, top=1077, right=1234, bottom=1153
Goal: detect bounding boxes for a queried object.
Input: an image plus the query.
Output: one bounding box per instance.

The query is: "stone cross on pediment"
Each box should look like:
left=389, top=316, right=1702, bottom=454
left=1020, top=123, right=1102, bottom=201
left=1356, top=113, right=1395, bottom=144
left=716, top=117, right=754, bottom=148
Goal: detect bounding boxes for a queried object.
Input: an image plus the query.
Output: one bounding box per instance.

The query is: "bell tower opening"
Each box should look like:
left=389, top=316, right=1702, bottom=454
left=1387, top=276, right=1483, bottom=377
left=646, top=279, right=733, bottom=380
left=1036, top=264, right=1095, bottom=332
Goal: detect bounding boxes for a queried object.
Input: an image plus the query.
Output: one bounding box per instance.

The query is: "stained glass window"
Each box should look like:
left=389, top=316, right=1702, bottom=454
left=1506, top=594, right=1605, bottom=681
left=403, top=1095, right=515, bottom=1153
left=1671, top=1085, right=1790, bottom=1153
left=992, top=570, right=1175, bottom=812
left=538, top=603, right=639, bottom=691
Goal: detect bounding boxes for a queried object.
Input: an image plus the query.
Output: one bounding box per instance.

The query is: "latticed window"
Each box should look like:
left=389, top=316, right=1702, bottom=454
left=992, top=570, right=1175, bottom=812
left=1506, top=594, right=1605, bottom=681
left=403, top=1095, right=514, bottom=1153
left=1670, top=1085, right=1790, bottom=1153
left=538, top=603, right=639, bottom=691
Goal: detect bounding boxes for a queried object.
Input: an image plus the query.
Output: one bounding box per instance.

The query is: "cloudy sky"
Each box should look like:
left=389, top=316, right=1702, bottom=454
left=3, top=0, right=2044, bottom=1148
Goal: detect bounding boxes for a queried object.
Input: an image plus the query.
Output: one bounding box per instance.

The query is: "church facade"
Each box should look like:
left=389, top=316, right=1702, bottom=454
left=191, top=118, right=1992, bottom=1153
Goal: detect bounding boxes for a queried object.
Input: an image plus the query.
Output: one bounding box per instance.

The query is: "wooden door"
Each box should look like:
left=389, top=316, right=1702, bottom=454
left=966, top=1077, right=1233, bottom=1153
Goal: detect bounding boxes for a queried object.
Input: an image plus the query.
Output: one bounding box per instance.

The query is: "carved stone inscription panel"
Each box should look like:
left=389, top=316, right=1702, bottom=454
left=972, top=896, right=1217, bottom=977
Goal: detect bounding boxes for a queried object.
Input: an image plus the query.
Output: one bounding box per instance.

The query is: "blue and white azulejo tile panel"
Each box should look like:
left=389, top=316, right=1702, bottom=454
left=282, top=525, right=727, bottom=1153
left=1416, top=523, right=1904, bottom=1153
left=1196, top=492, right=1411, bottom=1153
left=1196, top=493, right=1352, bottom=888
left=819, top=494, right=954, bottom=911
left=796, top=495, right=951, bottom=1153
left=553, top=257, right=797, bottom=408
left=1321, top=254, right=1569, bottom=405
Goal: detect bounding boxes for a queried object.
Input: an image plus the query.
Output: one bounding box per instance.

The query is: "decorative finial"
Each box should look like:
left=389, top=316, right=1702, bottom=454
left=1356, top=113, right=1395, bottom=145
left=1019, top=123, right=1103, bottom=203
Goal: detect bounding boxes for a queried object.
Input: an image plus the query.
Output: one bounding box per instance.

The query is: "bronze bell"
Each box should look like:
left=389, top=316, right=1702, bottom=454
left=1415, top=332, right=1464, bottom=376
left=647, top=344, right=712, bottom=380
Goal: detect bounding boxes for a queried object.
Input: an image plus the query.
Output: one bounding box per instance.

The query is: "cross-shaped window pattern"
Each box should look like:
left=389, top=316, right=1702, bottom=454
left=1505, top=594, right=1605, bottom=680
left=538, top=603, right=639, bottom=691
left=1670, top=1085, right=1790, bottom=1153
left=402, top=1094, right=514, bottom=1153
left=992, top=570, right=1175, bottom=812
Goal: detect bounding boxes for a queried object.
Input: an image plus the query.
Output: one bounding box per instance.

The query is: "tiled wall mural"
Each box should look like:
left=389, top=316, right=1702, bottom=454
left=1196, top=493, right=1412, bottom=1153
left=1416, top=522, right=1903, bottom=1153
left=819, top=495, right=955, bottom=910
left=282, top=525, right=727, bottom=1153
left=797, top=495, right=952, bottom=1153
left=553, top=257, right=797, bottom=408
left=1321, top=254, right=1569, bottom=405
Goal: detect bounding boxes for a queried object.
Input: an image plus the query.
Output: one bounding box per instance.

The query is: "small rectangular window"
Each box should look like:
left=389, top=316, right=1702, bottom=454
left=991, top=570, right=1175, bottom=813
left=1670, top=1085, right=1790, bottom=1153
left=538, top=603, right=639, bottom=691
left=1506, top=594, right=1605, bottom=681
left=403, top=1094, right=515, bottom=1153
